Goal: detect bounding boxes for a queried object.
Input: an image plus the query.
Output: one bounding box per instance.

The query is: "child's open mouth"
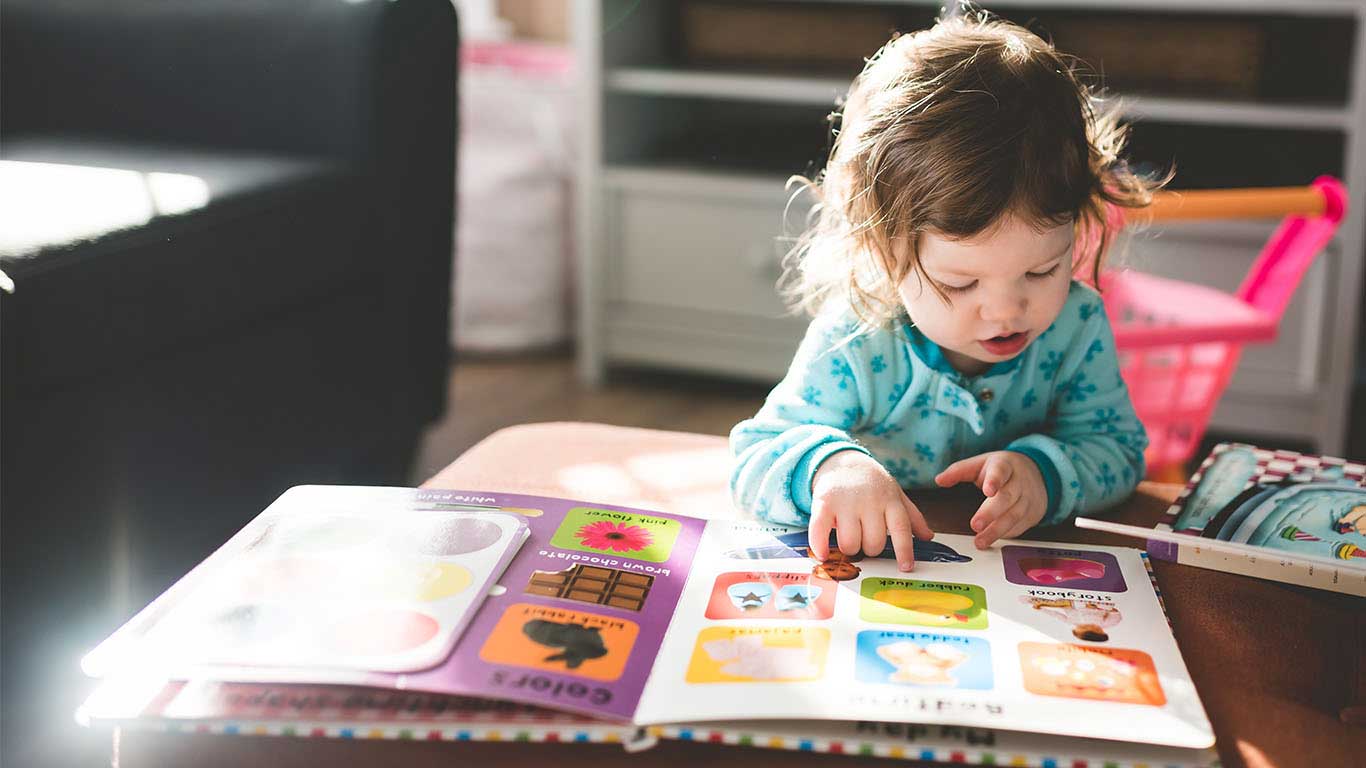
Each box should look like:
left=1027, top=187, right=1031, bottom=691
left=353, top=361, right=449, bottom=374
left=980, top=332, right=1028, bottom=356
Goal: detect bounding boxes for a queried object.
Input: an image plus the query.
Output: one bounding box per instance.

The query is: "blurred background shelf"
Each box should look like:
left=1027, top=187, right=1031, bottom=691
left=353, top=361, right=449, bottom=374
left=576, top=0, right=1366, bottom=456
left=607, top=66, right=1353, bottom=130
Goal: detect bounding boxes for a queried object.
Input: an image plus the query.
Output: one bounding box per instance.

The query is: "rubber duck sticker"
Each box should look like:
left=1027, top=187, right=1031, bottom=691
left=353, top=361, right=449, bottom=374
left=859, top=578, right=989, bottom=629
left=725, top=530, right=972, bottom=564
left=521, top=619, right=608, bottom=669
left=871, top=589, right=977, bottom=626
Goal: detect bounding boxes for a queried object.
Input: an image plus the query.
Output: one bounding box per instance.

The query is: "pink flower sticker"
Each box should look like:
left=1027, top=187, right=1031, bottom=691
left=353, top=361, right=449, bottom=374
left=574, top=521, right=654, bottom=553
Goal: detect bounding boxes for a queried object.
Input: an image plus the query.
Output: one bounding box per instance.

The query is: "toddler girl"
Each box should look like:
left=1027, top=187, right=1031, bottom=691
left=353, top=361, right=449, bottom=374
left=730, top=13, right=1163, bottom=570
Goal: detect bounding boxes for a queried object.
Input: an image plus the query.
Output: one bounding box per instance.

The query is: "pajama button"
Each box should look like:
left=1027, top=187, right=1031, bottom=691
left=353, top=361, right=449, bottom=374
left=978, top=388, right=994, bottom=402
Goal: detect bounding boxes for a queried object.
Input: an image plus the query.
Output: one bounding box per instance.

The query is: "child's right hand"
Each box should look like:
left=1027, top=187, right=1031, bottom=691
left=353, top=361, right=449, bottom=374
left=809, top=450, right=934, bottom=571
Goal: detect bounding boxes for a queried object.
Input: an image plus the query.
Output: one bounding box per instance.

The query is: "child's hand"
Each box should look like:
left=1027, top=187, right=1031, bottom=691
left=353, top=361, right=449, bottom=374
left=935, top=451, right=1047, bottom=549
left=809, top=450, right=934, bottom=571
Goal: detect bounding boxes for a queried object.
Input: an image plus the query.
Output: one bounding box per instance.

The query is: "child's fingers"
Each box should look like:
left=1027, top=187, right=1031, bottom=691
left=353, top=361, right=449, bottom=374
left=1002, top=514, right=1037, bottom=541
left=935, top=454, right=989, bottom=488
left=835, top=506, right=864, bottom=556
left=902, top=495, right=935, bottom=540
left=973, top=501, right=1024, bottom=549
left=885, top=504, right=918, bottom=572
left=808, top=499, right=835, bottom=560
left=970, top=482, right=1019, bottom=532
left=981, top=456, right=1014, bottom=497
left=969, top=486, right=1014, bottom=534
left=863, top=508, right=890, bottom=557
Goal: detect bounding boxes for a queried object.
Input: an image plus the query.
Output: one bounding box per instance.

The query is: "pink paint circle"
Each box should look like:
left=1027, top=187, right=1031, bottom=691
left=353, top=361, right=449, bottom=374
left=325, top=609, right=439, bottom=656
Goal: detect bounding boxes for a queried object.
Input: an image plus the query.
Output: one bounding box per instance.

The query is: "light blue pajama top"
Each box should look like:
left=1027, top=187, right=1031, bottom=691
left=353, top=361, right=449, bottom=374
left=729, top=280, right=1148, bottom=527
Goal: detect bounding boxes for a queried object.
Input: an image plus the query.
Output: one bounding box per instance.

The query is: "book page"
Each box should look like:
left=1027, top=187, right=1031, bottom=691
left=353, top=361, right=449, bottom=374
left=83, top=488, right=708, bottom=723
left=634, top=521, right=1214, bottom=749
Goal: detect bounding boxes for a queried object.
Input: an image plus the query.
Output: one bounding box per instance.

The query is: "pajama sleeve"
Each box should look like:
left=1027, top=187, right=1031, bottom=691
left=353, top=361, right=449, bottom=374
left=729, top=312, right=877, bottom=526
left=1007, top=293, right=1149, bottom=525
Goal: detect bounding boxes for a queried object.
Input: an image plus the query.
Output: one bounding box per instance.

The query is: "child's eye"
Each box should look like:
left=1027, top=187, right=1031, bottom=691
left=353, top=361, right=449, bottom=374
left=1026, top=264, right=1060, bottom=280
left=938, top=280, right=977, bottom=294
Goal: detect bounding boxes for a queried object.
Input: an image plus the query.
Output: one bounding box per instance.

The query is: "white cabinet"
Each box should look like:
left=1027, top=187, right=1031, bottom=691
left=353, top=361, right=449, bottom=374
left=575, top=1, right=1366, bottom=453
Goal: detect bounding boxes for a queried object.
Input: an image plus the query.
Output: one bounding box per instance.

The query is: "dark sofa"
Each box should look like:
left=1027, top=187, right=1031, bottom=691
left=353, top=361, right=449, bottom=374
left=0, top=1, right=458, bottom=765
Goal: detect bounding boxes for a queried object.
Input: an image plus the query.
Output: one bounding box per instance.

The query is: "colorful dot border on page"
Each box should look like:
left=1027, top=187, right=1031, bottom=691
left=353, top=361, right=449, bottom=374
left=478, top=603, right=639, bottom=682
left=858, top=577, right=988, bottom=629
left=548, top=507, right=681, bottom=563
left=1018, top=641, right=1166, bottom=706
left=855, top=630, right=994, bottom=690
left=684, top=626, right=830, bottom=683
left=1000, top=545, right=1127, bottom=592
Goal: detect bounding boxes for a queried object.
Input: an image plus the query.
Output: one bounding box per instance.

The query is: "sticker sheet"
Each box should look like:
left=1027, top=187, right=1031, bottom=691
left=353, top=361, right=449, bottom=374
left=634, top=522, right=1214, bottom=749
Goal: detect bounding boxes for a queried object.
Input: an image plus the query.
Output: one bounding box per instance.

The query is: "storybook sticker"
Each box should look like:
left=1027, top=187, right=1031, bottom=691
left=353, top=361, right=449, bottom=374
left=685, top=626, right=830, bottom=683
left=550, top=508, right=681, bottom=563
left=856, top=630, right=993, bottom=690
left=479, top=603, right=639, bottom=682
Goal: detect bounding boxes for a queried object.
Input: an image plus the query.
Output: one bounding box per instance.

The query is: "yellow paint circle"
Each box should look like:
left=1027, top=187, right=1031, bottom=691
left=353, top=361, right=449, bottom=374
left=413, top=562, right=473, bottom=601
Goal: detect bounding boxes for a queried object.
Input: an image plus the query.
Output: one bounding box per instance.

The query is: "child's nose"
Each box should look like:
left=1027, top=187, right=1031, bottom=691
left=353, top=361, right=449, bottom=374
left=981, top=294, right=1028, bottom=325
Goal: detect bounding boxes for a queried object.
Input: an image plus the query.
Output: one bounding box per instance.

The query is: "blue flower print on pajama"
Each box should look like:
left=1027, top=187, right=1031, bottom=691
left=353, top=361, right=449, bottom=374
left=729, top=281, right=1148, bottom=527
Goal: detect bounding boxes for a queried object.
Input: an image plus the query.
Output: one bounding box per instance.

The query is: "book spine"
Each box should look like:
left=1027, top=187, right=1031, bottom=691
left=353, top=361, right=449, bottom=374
left=1167, top=543, right=1366, bottom=597
left=1144, top=539, right=1181, bottom=563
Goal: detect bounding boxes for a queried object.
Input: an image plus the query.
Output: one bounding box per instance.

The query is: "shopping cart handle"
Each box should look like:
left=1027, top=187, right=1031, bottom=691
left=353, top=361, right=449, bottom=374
left=1130, top=180, right=1341, bottom=223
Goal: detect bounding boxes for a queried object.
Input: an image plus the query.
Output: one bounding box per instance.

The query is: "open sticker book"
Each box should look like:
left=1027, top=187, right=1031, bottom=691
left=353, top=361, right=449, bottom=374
left=82, top=486, right=1214, bottom=754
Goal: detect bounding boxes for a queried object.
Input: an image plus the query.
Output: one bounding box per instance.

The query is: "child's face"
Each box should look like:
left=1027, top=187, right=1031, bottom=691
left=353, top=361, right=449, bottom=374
left=896, top=214, right=1074, bottom=376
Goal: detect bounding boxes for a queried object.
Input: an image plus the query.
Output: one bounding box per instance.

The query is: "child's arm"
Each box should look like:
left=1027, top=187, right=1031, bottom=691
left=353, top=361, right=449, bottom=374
left=729, top=312, right=878, bottom=526
left=730, top=315, right=932, bottom=570
left=936, top=292, right=1146, bottom=543
left=1003, top=294, right=1148, bottom=525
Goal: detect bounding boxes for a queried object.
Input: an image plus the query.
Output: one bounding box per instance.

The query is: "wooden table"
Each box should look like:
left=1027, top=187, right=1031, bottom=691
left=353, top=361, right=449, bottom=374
left=113, top=423, right=1366, bottom=768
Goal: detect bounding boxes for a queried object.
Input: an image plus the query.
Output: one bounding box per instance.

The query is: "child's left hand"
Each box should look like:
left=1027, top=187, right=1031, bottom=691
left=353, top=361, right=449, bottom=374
left=935, top=451, right=1047, bottom=549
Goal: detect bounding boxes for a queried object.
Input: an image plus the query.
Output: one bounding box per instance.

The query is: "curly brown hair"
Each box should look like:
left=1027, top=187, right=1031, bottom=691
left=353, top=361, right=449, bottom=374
left=783, top=13, right=1168, bottom=328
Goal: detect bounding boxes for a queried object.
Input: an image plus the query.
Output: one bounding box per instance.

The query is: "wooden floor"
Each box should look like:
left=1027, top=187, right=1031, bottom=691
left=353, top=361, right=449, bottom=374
left=411, top=349, right=773, bottom=483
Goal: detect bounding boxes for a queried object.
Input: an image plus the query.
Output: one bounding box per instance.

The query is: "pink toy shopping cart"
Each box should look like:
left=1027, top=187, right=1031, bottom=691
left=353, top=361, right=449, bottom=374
left=1100, top=176, right=1349, bottom=479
